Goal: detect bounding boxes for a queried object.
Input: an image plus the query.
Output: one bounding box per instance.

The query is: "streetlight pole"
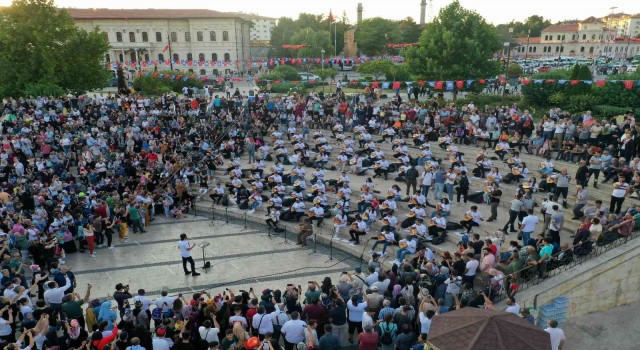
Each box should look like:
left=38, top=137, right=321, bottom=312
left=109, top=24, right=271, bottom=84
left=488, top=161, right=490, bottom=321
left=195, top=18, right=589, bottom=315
left=502, top=27, right=513, bottom=99
left=321, top=49, right=325, bottom=69
left=524, top=29, right=531, bottom=71
left=557, top=36, right=565, bottom=67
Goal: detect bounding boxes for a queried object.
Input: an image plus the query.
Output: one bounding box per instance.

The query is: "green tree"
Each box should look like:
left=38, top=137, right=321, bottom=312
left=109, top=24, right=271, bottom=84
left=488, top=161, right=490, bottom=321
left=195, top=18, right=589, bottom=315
left=312, top=68, right=338, bottom=82
left=289, top=28, right=333, bottom=58
left=357, top=60, right=395, bottom=80
left=496, top=15, right=552, bottom=39
left=569, top=64, right=593, bottom=80
left=0, top=0, right=110, bottom=96
left=507, top=64, right=523, bottom=78
left=355, top=18, right=403, bottom=55
left=404, top=1, right=501, bottom=80
left=398, top=17, right=424, bottom=43
left=386, top=64, right=411, bottom=81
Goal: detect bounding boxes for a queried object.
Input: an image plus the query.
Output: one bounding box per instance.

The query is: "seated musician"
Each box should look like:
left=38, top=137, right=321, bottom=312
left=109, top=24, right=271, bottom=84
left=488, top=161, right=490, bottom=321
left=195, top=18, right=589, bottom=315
left=460, top=205, right=484, bottom=233
left=348, top=216, right=368, bottom=245
left=494, top=140, right=511, bottom=161
left=370, top=229, right=396, bottom=256
left=308, top=202, right=325, bottom=228
left=394, top=236, right=417, bottom=264
left=209, top=183, right=225, bottom=204
left=428, top=212, right=447, bottom=239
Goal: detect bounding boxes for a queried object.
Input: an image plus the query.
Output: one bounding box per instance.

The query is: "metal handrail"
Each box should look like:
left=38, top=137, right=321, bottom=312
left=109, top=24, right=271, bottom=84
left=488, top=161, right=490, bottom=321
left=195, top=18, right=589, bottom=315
left=484, top=228, right=640, bottom=304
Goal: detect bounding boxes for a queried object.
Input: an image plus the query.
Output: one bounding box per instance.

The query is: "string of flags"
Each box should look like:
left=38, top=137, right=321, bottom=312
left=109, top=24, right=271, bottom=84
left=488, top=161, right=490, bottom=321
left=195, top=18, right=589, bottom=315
left=385, top=42, right=419, bottom=48
left=137, top=72, right=640, bottom=90
left=111, top=55, right=404, bottom=69
left=281, top=44, right=306, bottom=49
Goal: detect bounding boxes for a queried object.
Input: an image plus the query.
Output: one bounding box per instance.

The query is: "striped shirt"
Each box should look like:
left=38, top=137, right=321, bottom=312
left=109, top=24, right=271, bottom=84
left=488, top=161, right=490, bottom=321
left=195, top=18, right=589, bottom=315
left=612, top=182, right=629, bottom=198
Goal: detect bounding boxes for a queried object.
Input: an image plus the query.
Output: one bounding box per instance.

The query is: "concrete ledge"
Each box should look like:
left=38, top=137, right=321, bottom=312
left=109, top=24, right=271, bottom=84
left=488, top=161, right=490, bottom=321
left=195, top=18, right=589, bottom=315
left=497, top=235, right=640, bottom=318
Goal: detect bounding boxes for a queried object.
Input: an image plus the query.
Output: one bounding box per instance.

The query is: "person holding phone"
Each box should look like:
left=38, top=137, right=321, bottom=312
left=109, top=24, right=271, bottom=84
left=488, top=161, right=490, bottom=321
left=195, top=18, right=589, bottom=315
left=178, top=233, right=200, bottom=276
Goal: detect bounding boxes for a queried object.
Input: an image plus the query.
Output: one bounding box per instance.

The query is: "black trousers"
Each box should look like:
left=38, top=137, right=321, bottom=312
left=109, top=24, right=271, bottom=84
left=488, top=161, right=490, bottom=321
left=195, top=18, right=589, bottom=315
left=504, top=209, right=519, bottom=230
left=555, top=186, right=569, bottom=201
left=460, top=219, right=479, bottom=232
left=182, top=256, right=196, bottom=274
left=457, top=188, right=469, bottom=203
left=610, top=196, right=625, bottom=214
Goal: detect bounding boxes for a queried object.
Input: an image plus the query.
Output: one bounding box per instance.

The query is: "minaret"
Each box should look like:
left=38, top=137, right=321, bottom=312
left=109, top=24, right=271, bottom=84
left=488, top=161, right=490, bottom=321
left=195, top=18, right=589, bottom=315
left=420, top=0, right=426, bottom=25
left=357, top=3, right=363, bottom=25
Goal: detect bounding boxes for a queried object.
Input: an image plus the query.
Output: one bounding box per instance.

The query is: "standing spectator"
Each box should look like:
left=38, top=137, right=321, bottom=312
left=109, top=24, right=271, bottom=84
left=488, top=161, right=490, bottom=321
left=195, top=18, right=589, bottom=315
left=610, top=176, right=630, bottom=214
left=544, top=320, right=566, bottom=350
left=281, top=311, right=307, bottom=350
left=357, top=324, right=379, bottom=350
left=486, top=183, right=502, bottom=222
left=405, top=165, right=419, bottom=196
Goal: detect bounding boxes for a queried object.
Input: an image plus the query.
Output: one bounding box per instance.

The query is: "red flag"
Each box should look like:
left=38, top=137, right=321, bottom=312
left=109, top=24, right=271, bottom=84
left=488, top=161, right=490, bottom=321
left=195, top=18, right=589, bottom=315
left=545, top=79, right=555, bottom=83
left=570, top=80, right=579, bottom=85
left=372, top=81, right=379, bottom=88
left=418, top=80, right=425, bottom=86
left=521, top=79, right=530, bottom=85
left=456, top=81, right=464, bottom=89
left=328, top=9, right=334, bottom=23
left=479, top=79, right=486, bottom=84
left=165, top=60, right=170, bottom=65
left=623, top=80, right=634, bottom=89
left=595, top=80, right=606, bottom=87
left=435, top=81, right=444, bottom=90
left=162, top=45, right=169, bottom=53
left=392, top=81, right=401, bottom=90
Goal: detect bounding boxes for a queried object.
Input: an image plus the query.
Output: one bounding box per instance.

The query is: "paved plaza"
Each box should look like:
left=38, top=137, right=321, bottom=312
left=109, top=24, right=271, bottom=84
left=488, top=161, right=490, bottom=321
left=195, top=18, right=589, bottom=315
left=64, top=214, right=358, bottom=299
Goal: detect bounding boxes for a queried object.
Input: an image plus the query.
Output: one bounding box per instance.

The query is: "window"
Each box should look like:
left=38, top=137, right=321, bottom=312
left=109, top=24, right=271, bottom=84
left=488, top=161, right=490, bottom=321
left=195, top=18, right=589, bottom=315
left=142, top=32, right=148, bottom=42
left=118, top=53, right=124, bottom=62
left=561, top=35, right=565, bottom=40
left=580, top=46, right=585, bottom=52
left=171, top=32, right=178, bottom=42
left=533, top=47, right=536, bottom=53
left=156, top=32, right=162, bottom=42
left=543, top=47, right=547, bottom=53
left=200, top=69, right=206, bottom=76
left=130, top=52, right=136, bottom=62
left=188, top=69, right=194, bottom=73
left=173, top=53, right=179, bottom=61
left=224, top=53, right=230, bottom=61
left=185, top=32, right=191, bottom=42
left=560, top=46, right=564, bottom=52
left=582, top=34, right=586, bottom=40
left=222, top=31, right=229, bottom=41
left=116, top=32, right=123, bottom=42
left=210, top=31, right=216, bottom=41
left=187, top=53, right=193, bottom=61
left=129, top=32, right=136, bottom=42
left=144, top=54, right=149, bottom=61
left=555, top=46, right=559, bottom=52
left=557, top=35, right=560, bottom=40
left=197, top=31, right=203, bottom=41
left=592, top=34, right=596, bottom=40
left=198, top=53, right=205, bottom=61
left=158, top=53, right=165, bottom=61
left=212, top=53, right=218, bottom=61
left=105, top=54, right=111, bottom=63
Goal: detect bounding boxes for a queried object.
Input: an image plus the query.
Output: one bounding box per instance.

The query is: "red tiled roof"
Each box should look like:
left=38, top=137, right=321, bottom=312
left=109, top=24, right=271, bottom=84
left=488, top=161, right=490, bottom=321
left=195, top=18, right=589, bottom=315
left=542, top=24, right=579, bottom=32
left=516, top=37, right=541, bottom=44
left=67, top=8, right=240, bottom=20
left=580, top=16, right=603, bottom=24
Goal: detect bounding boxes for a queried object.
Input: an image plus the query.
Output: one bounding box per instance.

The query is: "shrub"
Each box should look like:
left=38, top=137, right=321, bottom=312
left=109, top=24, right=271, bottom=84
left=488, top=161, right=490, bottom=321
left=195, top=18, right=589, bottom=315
left=271, top=65, right=300, bottom=81
left=565, top=94, right=601, bottom=113
left=593, top=105, right=634, bottom=118
left=270, top=82, right=307, bottom=94
left=548, top=92, right=567, bottom=106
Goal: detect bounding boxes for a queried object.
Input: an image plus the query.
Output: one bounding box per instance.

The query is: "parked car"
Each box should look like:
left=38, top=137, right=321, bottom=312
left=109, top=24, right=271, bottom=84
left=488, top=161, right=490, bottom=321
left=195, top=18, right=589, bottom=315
left=298, top=72, right=321, bottom=81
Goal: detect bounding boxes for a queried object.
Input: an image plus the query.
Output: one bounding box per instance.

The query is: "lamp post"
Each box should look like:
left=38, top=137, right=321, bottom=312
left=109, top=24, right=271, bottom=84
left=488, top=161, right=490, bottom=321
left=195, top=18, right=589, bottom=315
left=524, top=29, right=531, bottom=71
left=321, top=49, right=325, bottom=69
left=502, top=27, right=513, bottom=98
left=557, top=36, right=565, bottom=67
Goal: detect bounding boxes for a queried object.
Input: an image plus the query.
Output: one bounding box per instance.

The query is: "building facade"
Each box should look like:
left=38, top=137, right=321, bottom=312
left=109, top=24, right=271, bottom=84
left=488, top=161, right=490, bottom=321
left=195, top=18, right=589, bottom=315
left=231, top=13, right=277, bottom=60
left=510, top=16, right=640, bottom=60
left=69, top=8, right=252, bottom=76
left=605, top=13, right=640, bottom=38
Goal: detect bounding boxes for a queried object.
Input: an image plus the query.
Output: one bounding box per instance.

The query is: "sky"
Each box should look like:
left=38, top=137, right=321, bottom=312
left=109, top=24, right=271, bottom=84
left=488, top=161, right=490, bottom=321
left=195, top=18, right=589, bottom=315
left=1, top=0, right=640, bottom=25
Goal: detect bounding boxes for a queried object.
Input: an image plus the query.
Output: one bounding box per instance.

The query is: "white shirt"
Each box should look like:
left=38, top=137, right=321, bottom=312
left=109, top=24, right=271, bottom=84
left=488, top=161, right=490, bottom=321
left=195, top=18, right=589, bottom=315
left=521, top=215, right=539, bottom=232
left=464, top=260, right=479, bottom=276
left=152, top=338, right=173, bottom=350
left=252, top=305, right=281, bottom=335
left=43, top=277, right=71, bottom=305
left=178, top=240, right=191, bottom=258
left=545, top=327, right=565, bottom=350
left=198, top=326, right=220, bottom=343
left=505, top=303, right=521, bottom=315
left=281, top=319, right=307, bottom=343
left=418, top=312, right=433, bottom=334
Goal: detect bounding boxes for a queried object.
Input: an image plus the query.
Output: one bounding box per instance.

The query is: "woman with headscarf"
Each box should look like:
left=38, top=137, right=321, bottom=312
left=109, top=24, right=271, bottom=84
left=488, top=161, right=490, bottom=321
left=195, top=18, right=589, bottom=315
left=97, top=301, right=117, bottom=331
left=391, top=285, right=403, bottom=307
left=66, top=319, right=89, bottom=349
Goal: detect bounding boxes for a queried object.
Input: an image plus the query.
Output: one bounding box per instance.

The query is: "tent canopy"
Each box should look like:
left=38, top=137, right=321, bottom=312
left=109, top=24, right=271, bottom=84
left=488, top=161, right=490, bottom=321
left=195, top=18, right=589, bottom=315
left=427, top=308, right=551, bottom=350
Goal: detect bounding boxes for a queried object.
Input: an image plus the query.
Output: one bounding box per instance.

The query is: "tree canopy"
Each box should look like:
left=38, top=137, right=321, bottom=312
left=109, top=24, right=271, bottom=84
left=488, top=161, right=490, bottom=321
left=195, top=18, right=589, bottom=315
left=355, top=18, right=403, bottom=55
left=270, top=13, right=348, bottom=58
left=289, top=28, right=333, bottom=58
left=496, top=15, right=553, bottom=39
left=403, top=0, right=501, bottom=80
left=0, top=0, right=111, bottom=96
left=357, top=60, right=396, bottom=80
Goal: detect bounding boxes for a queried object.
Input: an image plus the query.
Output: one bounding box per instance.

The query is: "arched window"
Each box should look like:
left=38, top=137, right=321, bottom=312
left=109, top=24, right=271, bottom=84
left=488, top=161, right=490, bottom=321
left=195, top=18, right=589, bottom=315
left=212, top=53, right=218, bottom=61
left=198, top=53, right=205, bottom=61
left=130, top=52, right=136, bottom=62
left=187, top=53, right=193, bottom=61
left=158, top=53, right=165, bottom=61
left=200, top=69, right=206, bottom=76
left=224, top=53, right=230, bottom=61
left=173, top=53, right=179, bottom=61
left=105, top=54, right=111, bottom=63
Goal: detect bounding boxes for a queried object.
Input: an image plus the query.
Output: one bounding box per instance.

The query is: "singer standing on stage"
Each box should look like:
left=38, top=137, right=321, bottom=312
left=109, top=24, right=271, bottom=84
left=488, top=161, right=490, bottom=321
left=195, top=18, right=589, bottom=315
left=178, top=233, right=201, bottom=276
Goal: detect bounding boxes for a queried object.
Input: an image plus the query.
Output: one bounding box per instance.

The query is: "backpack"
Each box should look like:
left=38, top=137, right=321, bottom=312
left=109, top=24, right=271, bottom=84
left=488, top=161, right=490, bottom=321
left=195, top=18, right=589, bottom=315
left=379, top=323, right=393, bottom=345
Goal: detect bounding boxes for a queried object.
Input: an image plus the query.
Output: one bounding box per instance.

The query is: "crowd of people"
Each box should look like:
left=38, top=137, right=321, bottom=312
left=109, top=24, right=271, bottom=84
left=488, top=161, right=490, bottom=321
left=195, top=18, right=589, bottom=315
left=3, top=78, right=638, bottom=350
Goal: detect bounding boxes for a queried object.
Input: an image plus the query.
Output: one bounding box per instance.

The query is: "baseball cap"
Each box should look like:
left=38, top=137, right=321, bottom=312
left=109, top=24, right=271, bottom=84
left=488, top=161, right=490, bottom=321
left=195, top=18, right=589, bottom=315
left=156, top=328, right=166, bottom=336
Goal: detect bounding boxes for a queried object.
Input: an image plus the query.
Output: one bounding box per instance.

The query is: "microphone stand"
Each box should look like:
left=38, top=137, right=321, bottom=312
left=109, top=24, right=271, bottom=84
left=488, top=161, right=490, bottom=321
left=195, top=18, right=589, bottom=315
left=358, top=236, right=372, bottom=264
left=324, top=234, right=335, bottom=263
